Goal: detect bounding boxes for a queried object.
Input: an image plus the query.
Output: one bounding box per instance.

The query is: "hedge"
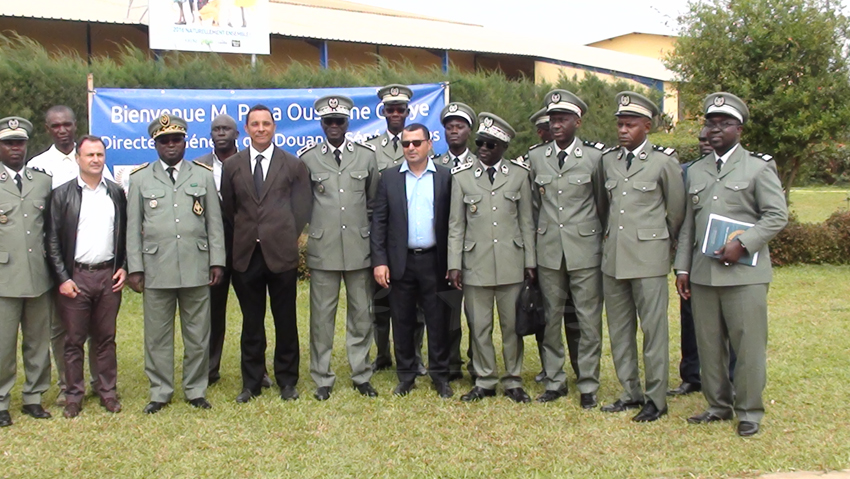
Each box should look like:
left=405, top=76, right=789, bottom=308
left=769, top=211, right=850, bottom=266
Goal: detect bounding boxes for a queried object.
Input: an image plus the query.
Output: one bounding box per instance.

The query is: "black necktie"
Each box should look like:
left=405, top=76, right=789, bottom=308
left=558, top=150, right=567, bottom=169
left=452, top=156, right=460, bottom=168
left=716, top=157, right=723, bottom=173
left=14, top=173, right=22, bottom=193
left=254, top=155, right=265, bottom=195
left=392, top=136, right=399, bottom=152
left=334, top=149, right=342, bottom=166
left=626, top=152, right=635, bottom=171
left=166, top=167, right=176, bottom=184
left=487, top=166, right=496, bottom=184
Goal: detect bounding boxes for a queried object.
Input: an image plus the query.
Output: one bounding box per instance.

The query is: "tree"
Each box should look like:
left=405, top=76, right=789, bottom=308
left=666, top=0, right=850, bottom=193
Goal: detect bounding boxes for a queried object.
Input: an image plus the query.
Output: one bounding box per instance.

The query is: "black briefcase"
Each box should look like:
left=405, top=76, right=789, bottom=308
left=515, top=277, right=545, bottom=336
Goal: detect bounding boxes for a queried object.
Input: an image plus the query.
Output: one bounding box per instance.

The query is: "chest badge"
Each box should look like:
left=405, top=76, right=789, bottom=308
left=469, top=204, right=478, bottom=213
left=539, top=186, right=545, bottom=196
left=317, top=183, right=325, bottom=194
left=193, top=197, right=204, bottom=216
left=0, top=214, right=7, bottom=224
left=692, top=195, right=700, bottom=205
left=149, top=199, right=158, bottom=209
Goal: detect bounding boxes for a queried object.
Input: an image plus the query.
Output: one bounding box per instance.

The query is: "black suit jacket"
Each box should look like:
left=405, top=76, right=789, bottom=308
left=220, top=146, right=312, bottom=273
left=370, top=162, right=452, bottom=280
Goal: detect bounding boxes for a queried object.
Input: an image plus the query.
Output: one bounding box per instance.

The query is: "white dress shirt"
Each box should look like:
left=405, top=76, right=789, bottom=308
left=553, top=138, right=577, bottom=158
left=714, top=144, right=740, bottom=170
left=160, top=159, right=183, bottom=182
left=75, top=177, right=115, bottom=264
left=249, top=144, right=274, bottom=180
left=29, top=144, right=114, bottom=190
left=212, top=153, right=223, bottom=193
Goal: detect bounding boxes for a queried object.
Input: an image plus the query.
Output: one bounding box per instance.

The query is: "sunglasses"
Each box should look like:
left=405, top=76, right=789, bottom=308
left=401, top=140, right=426, bottom=148
left=384, top=106, right=408, bottom=114
left=322, top=117, right=346, bottom=126
left=475, top=139, right=499, bottom=149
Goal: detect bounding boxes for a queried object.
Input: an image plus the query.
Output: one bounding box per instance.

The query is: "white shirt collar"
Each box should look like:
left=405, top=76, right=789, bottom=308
left=48, top=144, right=76, bottom=160
left=4, top=165, right=22, bottom=178
left=249, top=144, right=275, bottom=161
left=400, top=157, right=437, bottom=174
left=553, top=138, right=577, bottom=157
left=628, top=140, right=648, bottom=158
left=714, top=143, right=739, bottom=165
left=76, top=175, right=108, bottom=190
left=449, top=149, right=470, bottom=162
left=160, top=159, right=183, bottom=172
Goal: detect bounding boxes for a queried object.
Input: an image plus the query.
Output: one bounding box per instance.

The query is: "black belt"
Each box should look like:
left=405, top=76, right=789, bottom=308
left=74, top=260, right=114, bottom=272
left=408, top=246, right=437, bottom=255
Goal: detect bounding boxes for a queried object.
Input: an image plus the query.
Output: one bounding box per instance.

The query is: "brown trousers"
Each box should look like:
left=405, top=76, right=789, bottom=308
left=56, top=266, right=121, bottom=404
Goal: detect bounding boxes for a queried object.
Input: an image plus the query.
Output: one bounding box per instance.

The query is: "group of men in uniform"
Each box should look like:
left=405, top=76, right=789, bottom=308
left=0, top=82, right=787, bottom=437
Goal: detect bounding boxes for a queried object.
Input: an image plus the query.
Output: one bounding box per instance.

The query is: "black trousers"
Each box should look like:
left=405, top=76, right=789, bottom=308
left=679, top=297, right=737, bottom=384
left=208, top=267, right=231, bottom=383
left=232, top=246, right=299, bottom=393
left=388, top=249, right=451, bottom=384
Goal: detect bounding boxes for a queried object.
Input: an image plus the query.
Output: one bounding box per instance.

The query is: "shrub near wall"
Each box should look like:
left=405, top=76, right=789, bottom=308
left=769, top=211, right=850, bottom=266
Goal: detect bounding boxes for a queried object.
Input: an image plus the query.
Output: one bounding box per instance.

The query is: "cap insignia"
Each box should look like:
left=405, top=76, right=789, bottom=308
left=620, top=95, right=630, bottom=106
left=714, top=96, right=725, bottom=107
left=8, top=119, right=19, bottom=129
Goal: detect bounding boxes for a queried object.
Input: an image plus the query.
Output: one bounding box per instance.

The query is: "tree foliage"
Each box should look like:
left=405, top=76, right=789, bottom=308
left=666, top=0, right=850, bottom=190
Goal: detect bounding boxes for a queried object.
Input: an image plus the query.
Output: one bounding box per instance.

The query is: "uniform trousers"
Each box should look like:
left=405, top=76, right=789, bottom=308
left=691, top=283, right=768, bottom=424
left=465, top=283, right=523, bottom=390
left=0, top=293, right=52, bottom=409
left=143, top=286, right=210, bottom=403
left=603, top=274, right=669, bottom=410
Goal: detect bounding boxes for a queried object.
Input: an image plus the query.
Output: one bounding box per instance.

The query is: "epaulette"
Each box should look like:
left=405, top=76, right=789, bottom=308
left=130, top=163, right=150, bottom=174
left=653, top=145, right=677, bottom=156
left=602, top=146, right=619, bottom=155
left=364, top=134, right=379, bottom=142
left=355, top=141, right=376, bottom=152
left=451, top=161, right=474, bottom=175
left=510, top=157, right=530, bottom=171
left=28, top=166, right=51, bottom=177
left=583, top=140, right=605, bottom=150
left=193, top=160, right=213, bottom=171
left=752, top=152, right=774, bottom=161
left=297, top=143, right=318, bottom=157
left=527, top=143, right=543, bottom=152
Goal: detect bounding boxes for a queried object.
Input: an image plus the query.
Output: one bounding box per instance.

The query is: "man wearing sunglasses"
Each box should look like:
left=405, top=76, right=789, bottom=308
left=599, top=92, right=684, bottom=422
left=674, top=93, right=787, bottom=437
left=526, top=90, right=607, bottom=407
left=126, top=114, right=226, bottom=414
left=447, top=113, right=536, bottom=403
left=367, top=84, right=426, bottom=376
left=371, top=123, right=454, bottom=399
left=298, top=95, right=380, bottom=401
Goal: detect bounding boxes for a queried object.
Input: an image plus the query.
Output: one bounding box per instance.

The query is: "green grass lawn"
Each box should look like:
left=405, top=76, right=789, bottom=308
left=2, top=265, right=850, bottom=478
left=789, top=186, right=850, bottom=223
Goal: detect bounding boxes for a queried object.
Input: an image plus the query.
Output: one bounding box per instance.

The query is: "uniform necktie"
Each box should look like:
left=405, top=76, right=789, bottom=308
left=392, top=136, right=399, bottom=152
left=334, top=149, right=341, bottom=166
left=452, top=156, right=460, bottom=168
left=626, top=152, right=635, bottom=171
left=14, top=173, right=22, bottom=193
left=716, top=157, right=723, bottom=173
left=254, top=155, right=265, bottom=195
left=487, top=166, right=496, bottom=184
left=166, top=167, right=176, bottom=184
left=558, top=150, right=567, bottom=169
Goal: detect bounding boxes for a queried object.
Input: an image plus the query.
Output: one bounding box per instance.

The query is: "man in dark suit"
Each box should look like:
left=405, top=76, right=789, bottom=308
left=220, top=105, right=312, bottom=403
left=371, top=123, right=453, bottom=399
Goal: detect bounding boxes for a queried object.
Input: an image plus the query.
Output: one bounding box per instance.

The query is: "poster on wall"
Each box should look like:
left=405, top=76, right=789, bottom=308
left=148, top=0, right=270, bottom=54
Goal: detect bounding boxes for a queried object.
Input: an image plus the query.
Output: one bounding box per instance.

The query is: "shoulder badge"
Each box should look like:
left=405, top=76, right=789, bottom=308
left=527, top=143, right=543, bottom=151
left=28, top=166, right=52, bottom=177
left=583, top=140, right=605, bottom=150
left=510, top=157, right=530, bottom=171
left=365, top=134, right=378, bottom=142
left=297, top=143, right=318, bottom=157
left=653, top=145, right=676, bottom=156
left=451, top=161, right=474, bottom=175
left=193, top=160, right=213, bottom=171
left=355, top=141, right=376, bottom=152
left=130, top=163, right=151, bottom=175
left=602, top=146, right=619, bottom=155
left=752, top=152, right=774, bottom=161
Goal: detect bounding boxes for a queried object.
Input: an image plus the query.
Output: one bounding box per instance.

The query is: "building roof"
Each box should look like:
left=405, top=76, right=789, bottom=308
left=586, top=31, right=677, bottom=46
left=1, top=0, right=675, bottom=82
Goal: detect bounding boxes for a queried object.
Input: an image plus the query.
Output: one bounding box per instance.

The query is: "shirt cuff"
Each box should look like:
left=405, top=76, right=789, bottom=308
left=675, top=270, right=689, bottom=276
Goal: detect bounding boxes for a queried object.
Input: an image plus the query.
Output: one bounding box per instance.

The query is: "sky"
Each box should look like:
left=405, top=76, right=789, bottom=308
left=352, top=0, right=692, bottom=45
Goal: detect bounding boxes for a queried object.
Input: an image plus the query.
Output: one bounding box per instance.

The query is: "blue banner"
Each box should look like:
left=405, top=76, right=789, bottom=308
left=90, top=83, right=448, bottom=177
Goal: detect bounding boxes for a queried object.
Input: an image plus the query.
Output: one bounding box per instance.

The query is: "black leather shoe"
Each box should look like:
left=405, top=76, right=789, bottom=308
left=314, top=386, right=332, bottom=401
left=0, top=410, right=11, bottom=427
left=601, top=399, right=644, bottom=413
left=21, top=404, right=51, bottom=419
left=63, top=403, right=82, bottom=418
left=667, top=381, right=702, bottom=396
left=143, top=401, right=167, bottom=414
left=536, top=388, right=567, bottom=403
left=632, top=402, right=667, bottom=422
left=416, top=363, right=428, bottom=377
left=534, top=370, right=546, bottom=383
left=393, top=380, right=415, bottom=396
left=737, top=421, right=760, bottom=437
left=188, top=397, right=212, bottom=409
left=208, top=375, right=220, bottom=386
left=448, top=372, right=463, bottom=382
left=434, top=381, right=453, bottom=399
left=354, top=382, right=378, bottom=398
left=236, top=389, right=260, bottom=403
left=461, top=386, right=496, bottom=402
left=688, top=411, right=732, bottom=424
left=280, top=385, right=299, bottom=401
left=504, top=388, right=531, bottom=403
left=261, top=374, right=273, bottom=389
left=580, top=393, right=598, bottom=409
left=372, top=359, right=393, bottom=372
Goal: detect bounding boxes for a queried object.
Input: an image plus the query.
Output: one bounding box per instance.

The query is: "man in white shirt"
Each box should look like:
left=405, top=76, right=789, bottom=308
left=28, top=106, right=113, bottom=406
left=45, top=135, right=127, bottom=418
